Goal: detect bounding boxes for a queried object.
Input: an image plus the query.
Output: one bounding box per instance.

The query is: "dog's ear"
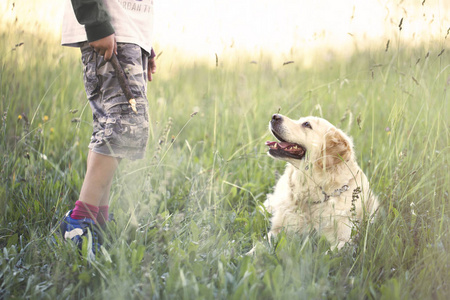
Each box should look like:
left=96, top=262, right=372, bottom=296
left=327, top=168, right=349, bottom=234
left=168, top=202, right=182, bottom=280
left=316, top=128, right=353, bottom=170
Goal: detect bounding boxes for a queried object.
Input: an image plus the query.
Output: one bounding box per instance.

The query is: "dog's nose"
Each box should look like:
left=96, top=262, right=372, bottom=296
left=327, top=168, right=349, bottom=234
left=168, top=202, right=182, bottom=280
left=271, top=114, right=283, bottom=124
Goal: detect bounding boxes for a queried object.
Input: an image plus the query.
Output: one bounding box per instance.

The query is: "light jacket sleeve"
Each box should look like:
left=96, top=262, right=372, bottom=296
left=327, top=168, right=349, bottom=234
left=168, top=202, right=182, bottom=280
left=70, top=0, right=115, bottom=42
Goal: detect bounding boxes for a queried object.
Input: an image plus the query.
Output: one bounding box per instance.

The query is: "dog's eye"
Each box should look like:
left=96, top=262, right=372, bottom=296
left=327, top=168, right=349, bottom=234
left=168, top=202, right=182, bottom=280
left=302, top=122, right=312, bottom=129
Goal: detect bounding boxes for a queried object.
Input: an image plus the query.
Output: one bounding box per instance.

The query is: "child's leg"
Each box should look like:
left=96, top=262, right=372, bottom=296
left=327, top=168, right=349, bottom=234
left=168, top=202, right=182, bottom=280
left=97, top=179, right=112, bottom=223
left=70, top=151, right=118, bottom=221
left=84, top=150, right=119, bottom=224
left=71, top=151, right=117, bottom=224
left=86, top=150, right=115, bottom=206
left=78, top=151, right=120, bottom=208
left=93, top=151, right=114, bottom=225
left=60, top=152, right=118, bottom=253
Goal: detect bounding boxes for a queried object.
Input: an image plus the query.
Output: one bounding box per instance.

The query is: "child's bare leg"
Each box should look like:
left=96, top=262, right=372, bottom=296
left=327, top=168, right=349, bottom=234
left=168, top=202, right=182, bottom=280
left=78, top=151, right=120, bottom=207
left=60, top=151, right=119, bottom=253
left=98, top=180, right=113, bottom=206
left=85, top=150, right=116, bottom=207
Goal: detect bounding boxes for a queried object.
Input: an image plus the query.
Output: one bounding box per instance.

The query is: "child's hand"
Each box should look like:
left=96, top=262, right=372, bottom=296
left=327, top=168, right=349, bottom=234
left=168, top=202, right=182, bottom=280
left=148, top=57, right=156, bottom=81
left=89, top=34, right=117, bottom=61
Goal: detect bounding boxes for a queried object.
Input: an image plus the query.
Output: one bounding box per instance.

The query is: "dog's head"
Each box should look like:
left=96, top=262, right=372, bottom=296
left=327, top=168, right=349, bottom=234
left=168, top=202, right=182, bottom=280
left=266, top=114, right=354, bottom=170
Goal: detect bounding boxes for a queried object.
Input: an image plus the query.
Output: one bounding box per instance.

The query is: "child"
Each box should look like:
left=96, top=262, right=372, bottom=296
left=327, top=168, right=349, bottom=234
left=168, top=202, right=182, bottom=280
left=60, top=0, right=156, bottom=255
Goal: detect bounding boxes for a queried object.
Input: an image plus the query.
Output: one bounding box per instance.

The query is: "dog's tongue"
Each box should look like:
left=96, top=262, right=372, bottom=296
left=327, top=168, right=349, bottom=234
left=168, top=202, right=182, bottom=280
left=278, top=142, right=292, bottom=148
left=265, top=141, right=293, bottom=148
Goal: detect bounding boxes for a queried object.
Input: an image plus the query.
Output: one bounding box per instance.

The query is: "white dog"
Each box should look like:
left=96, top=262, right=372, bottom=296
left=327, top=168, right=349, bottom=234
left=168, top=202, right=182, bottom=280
left=261, top=114, right=378, bottom=250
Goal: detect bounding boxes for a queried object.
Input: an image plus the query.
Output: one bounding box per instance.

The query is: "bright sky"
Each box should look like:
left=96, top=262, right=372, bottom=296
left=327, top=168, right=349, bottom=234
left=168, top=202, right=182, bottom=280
left=1, top=0, right=449, bottom=58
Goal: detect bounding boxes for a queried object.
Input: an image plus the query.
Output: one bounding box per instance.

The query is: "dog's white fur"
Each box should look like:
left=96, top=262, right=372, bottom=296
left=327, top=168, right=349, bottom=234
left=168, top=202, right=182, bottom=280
left=263, top=114, right=378, bottom=250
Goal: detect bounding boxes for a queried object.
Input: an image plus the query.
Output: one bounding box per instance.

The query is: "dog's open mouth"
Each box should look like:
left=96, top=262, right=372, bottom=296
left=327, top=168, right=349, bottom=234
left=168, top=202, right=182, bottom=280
left=266, top=136, right=306, bottom=160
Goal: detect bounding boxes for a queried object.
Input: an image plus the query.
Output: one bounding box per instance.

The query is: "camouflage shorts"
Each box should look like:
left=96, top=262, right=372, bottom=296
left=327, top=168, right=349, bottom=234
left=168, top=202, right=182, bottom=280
left=80, top=42, right=149, bottom=160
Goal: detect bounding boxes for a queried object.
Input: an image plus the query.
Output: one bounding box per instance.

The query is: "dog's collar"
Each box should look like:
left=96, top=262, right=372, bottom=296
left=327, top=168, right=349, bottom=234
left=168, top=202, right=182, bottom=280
left=312, top=184, right=349, bottom=204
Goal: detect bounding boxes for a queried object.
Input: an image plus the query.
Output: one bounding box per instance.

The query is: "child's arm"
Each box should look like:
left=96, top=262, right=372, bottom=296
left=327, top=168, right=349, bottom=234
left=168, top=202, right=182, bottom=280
left=70, top=0, right=116, bottom=60
left=70, top=0, right=114, bottom=42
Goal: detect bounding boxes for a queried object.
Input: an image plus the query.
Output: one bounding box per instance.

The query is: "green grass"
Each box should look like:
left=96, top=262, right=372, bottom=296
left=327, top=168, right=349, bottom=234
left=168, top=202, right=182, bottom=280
left=1, top=19, right=449, bottom=299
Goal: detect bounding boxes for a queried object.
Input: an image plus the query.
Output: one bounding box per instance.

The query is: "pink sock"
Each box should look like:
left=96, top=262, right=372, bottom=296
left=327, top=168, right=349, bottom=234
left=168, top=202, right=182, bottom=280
left=71, top=200, right=99, bottom=221
left=97, top=206, right=109, bottom=225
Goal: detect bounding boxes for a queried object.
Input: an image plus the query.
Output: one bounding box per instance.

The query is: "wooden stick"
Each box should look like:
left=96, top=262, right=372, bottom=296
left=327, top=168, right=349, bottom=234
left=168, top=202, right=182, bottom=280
left=109, top=53, right=137, bottom=113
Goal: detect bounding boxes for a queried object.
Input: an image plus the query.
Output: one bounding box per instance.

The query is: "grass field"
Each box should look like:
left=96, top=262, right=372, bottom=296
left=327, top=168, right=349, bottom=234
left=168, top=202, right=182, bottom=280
left=1, top=15, right=449, bottom=299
